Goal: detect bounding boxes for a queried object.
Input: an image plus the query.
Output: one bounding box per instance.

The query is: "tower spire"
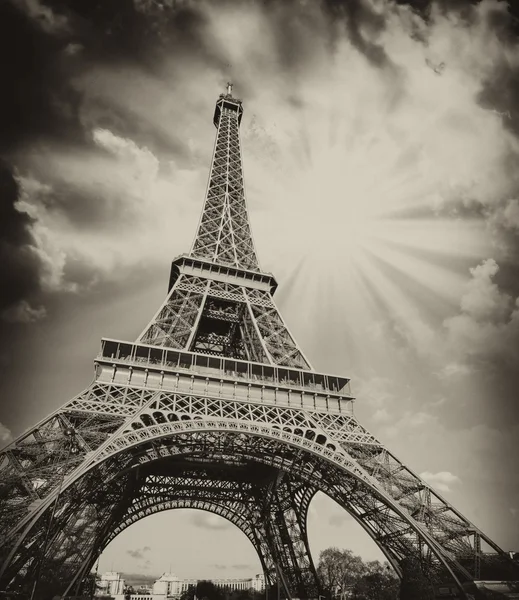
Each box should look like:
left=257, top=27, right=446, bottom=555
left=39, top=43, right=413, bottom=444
left=190, top=85, right=259, bottom=271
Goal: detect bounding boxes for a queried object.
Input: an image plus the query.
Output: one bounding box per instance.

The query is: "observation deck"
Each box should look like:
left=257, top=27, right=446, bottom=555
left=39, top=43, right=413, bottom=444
left=213, top=89, right=243, bottom=127
left=168, top=254, right=278, bottom=294
left=95, top=338, right=354, bottom=415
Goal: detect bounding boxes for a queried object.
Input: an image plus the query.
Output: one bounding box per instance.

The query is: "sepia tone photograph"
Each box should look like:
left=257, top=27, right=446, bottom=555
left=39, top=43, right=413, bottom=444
left=0, top=0, right=518, bottom=599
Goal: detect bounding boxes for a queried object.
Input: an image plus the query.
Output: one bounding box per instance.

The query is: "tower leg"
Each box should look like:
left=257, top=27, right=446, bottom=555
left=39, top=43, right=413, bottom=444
left=256, top=473, right=320, bottom=599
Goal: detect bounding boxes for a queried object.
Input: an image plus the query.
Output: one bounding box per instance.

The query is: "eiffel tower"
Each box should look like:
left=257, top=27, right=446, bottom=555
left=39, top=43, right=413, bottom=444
left=1, top=84, right=518, bottom=600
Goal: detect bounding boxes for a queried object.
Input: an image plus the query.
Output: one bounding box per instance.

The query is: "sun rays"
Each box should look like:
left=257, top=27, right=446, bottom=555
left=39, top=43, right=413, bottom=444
left=249, top=105, right=495, bottom=379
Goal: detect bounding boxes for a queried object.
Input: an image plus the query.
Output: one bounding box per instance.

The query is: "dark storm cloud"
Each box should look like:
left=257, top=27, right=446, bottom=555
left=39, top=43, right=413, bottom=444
left=460, top=4, right=519, bottom=408
left=394, top=0, right=489, bottom=22
left=320, top=0, right=394, bottom=69
left=478, top=60, right=519, bottom=139
left=260, top=1, right=328, bottom=77
left=0, top=0, right=207, bottom=158
left=0, top=162, right=43, bottom=318
left=472, top=2, right=519, bottom=141
left=0, top=1, right=85, bottom=154
left=394, top=1, right=519, bottom=144
left=0, top=2, right=99, bottom=318
left=0, top=0, right=209, bottom=319
left=64, top=0, right=228, bottom=73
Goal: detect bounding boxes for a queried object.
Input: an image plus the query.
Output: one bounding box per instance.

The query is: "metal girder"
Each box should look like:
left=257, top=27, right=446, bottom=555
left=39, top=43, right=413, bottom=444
left=256, top=475, right=320, bottom=599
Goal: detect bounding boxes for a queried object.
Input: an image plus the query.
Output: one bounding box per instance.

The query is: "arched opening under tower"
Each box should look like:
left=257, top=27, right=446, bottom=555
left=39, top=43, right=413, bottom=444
left=2, top=423, right=487, bottom=600
left=96, top=508, right=262, bottom=587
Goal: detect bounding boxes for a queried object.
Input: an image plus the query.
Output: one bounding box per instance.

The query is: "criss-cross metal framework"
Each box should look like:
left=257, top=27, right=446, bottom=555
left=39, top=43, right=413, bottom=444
left=1, top=85, right=518, bottom=600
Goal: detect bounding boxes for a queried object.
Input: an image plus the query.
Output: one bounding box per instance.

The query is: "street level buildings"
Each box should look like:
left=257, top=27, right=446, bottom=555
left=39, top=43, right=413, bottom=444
left=97, top=571, right=265, bottom=600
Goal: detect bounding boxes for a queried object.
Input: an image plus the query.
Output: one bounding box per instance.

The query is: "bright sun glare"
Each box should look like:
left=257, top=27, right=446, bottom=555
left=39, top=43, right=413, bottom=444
left=255, top=119, right=494, bottom=352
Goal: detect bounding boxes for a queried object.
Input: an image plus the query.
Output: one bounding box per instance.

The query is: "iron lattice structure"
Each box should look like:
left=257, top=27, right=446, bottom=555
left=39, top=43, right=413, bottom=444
left=1, top=85, right=518, bottom=600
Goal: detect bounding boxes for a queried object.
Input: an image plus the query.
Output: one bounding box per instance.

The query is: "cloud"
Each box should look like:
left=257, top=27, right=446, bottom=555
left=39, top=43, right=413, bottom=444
left=444, top=259, right=519, bottom=364
left=231, top=564, right=253, bottom=571
left=127, top=546, right=151, bottom=560
left=3, top=0, right=519, bottom=327
left=0, top=162, right=45, bottom=317
left=138, top=560, right=152, bottom=571
left=121, top=572, right=158, bottom=584
left=0, top=423, right=12, bottom=447
left=0, top=1, right=85, bottom=153
left=372, top=408, right=390, bottom=423
left=92, top=128, right=159, bottom=187
left=459, top=260, right=511, bottom=322
left=213, top=564, right=227, bottom=570
left=12, top=133, right=200, bottom=296
left=328, top=514, right=348, bottom=527
left=12, top=0, right=70, bottom=34
left=1, top=300, right=46, bottom=324
left=488, top=199, right=519, bottom=233
left=382, top=411, right=436, bottom=439
left=14, top=175, right=78, bottom=294
left=437, top=363, right=472, bottom=379
left=420, top=471, right=461, bottom=493
left=353, top=377, right=402, bottom=410
left=190, top=512, right=232, bottom=531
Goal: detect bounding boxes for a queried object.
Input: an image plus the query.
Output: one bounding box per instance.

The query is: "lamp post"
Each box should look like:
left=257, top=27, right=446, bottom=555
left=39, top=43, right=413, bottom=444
left=29, top=427, right=80, bottom=600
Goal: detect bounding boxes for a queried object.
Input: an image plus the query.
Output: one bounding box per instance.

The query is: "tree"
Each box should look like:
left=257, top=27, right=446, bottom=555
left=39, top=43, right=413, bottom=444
left=398, top=557, right=435, bottom=600
left=180, top=584, right=196, bottom=600
left=317, top=548, right=399, bottom=600
left=351, top=561, right=399, bottom=600
left=124, top=585, right=135, bottom=600
left=317, top=547, right=367, bottom=599
left=227, top=589, right=254, bottom=600
left=195, top=580, right=224, bottom=600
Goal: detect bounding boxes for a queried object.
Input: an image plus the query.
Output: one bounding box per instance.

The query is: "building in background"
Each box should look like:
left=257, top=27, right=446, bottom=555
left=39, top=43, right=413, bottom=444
left=210, top=575, right=264, bottom=592
left=251, top=574, right=265, bottom=592
left=153, top=573, right=196, bottom=597
left=98, top=572, right=125, bottom=596
left=152, top=573, right=265, bottom=596
left=97, top=571, right=265, bottom=600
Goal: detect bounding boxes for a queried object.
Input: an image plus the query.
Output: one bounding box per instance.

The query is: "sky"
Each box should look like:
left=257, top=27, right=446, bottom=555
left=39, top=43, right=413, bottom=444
left=1, top=0, right=519, bottom=583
